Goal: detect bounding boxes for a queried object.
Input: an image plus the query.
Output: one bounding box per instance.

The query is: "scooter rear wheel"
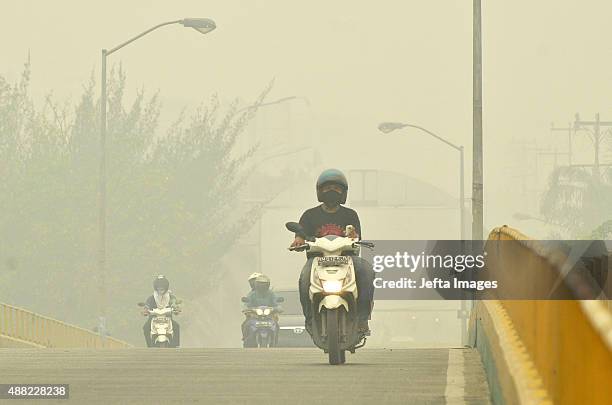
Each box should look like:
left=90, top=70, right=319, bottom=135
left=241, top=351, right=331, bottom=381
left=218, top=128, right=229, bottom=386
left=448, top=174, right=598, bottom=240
left=326, top=309, right=344, bottom=365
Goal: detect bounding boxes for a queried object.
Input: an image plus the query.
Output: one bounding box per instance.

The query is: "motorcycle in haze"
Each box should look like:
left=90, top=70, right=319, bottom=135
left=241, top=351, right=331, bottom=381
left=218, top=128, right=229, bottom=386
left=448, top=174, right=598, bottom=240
left=241, top=299, right=284, bottom=348
left=137, top=301, right=181, bottom=348
left=286, top=221, right=375, bottom=365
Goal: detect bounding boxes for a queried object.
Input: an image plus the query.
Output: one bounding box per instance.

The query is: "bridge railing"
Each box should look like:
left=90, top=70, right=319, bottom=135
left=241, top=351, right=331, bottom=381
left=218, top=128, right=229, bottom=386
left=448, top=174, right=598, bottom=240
left=471, top=226, right=612, bottom=405
left=0, top=303, right=131, bottom=348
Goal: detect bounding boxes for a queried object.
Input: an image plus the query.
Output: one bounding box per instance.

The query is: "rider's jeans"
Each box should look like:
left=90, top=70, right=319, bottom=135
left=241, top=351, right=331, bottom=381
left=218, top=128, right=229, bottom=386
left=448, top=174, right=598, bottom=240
left=298, top=256, right=375, bottom=322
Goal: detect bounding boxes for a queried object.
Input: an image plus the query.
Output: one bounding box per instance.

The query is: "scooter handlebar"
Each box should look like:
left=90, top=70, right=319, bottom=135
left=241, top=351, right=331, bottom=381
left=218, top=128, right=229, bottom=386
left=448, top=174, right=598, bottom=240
left=288, top=244, right=310, bottom=251
left=354, top=240, right=375, bottom=249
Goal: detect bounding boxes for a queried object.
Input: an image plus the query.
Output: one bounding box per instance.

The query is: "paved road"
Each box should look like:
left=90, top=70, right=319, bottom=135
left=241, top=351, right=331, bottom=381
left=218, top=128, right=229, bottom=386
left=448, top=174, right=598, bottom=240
left=1, top=348, right=490, bottom=404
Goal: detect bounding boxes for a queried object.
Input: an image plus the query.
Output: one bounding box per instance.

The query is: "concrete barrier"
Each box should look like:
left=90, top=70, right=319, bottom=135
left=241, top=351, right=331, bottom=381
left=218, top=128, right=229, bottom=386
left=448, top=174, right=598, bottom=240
left=0, top=302, right=131, bottom=348
left=471, top=226, right=612, bottom=405
left=0, top=334, right=45, bottom=348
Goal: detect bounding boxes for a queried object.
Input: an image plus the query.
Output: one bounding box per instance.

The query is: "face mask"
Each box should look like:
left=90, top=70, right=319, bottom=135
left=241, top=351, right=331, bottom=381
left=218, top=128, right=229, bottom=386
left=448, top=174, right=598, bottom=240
left=321, top=190, right=342, bottom=207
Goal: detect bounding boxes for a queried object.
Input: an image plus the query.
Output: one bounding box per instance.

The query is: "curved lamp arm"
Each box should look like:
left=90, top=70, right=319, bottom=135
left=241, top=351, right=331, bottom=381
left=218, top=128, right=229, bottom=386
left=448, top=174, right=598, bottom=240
left=106, top=18, right=216, bottom=56
left=378, top=122, right=462, bottom=151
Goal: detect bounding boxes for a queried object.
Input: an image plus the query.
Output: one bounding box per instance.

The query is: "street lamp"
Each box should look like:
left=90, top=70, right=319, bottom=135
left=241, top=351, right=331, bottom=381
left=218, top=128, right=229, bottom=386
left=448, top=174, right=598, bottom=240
left=378, top=122, right=466, bottom=240
left=237, top=96, right=300, bottom=114
left=182, top=18, right=217, bottom=34
left=97, top=18, right=216, bottom=334
left=379, top=122, right=469, bottom=347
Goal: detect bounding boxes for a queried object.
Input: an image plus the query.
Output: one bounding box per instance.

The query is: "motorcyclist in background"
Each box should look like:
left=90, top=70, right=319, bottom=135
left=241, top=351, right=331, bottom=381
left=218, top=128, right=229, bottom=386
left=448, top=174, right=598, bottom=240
left=241, top=275, right=280, bottom=342
left=241, top=272, right=263, bottom=341
left=290, top=168, right=375, bottom=335
left=142, top=275, right=181, bottom=348
left=244, top=275, right=279, bottom=308
left=247, top=272, right=263, bottom=291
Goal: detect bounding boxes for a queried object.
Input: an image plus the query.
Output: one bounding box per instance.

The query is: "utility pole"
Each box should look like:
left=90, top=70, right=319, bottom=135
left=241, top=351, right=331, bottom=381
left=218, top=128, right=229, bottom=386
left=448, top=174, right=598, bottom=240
left=472, top=0, right=484, bottom=240
left=574, top=113, right=612, bottom=181
left=98, top=49, right=108, bottom=334
left=550, top=122, right=573, bottom=166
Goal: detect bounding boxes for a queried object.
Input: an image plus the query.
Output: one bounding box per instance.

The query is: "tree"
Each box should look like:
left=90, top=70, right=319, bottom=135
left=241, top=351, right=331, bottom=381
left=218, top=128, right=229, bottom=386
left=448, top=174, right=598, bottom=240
left=540, top=165, right=612, bottom=238
left=0, top=63, right=274, bottom=343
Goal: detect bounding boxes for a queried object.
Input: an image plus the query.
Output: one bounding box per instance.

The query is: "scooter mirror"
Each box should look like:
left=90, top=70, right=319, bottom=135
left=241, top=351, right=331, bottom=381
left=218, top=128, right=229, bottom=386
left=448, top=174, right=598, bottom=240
left=137, top=302, right=145, bottom=307
left=241, top=297, right=248, bottom=303
left=285, top=221, right=304, bottom=234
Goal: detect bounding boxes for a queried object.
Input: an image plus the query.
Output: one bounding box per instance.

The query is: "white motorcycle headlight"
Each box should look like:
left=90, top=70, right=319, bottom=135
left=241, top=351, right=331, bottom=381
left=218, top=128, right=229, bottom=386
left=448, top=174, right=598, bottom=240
left=255, top=308, right=264, bottom=316
left=322, top=280, right=343, bottom=293
left=263, top=308, right=271, bottom=315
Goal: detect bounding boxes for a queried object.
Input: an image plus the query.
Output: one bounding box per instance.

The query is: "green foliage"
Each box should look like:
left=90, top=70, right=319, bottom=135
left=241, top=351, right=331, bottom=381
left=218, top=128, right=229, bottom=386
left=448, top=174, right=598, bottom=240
left=540, top=166, right=612, bottom=238
left=588, top=219, right=612, bottom=239
left=0, top=62, right=270, bottom=342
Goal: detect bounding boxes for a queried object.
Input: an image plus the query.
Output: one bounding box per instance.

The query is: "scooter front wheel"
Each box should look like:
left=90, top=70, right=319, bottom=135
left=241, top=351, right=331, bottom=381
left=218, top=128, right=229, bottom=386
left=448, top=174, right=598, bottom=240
left=326, top=308, right=344, bottom=365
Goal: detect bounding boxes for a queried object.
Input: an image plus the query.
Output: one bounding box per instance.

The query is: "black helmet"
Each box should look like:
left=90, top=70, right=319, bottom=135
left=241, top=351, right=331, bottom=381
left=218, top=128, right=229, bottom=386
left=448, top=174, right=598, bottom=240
left=316, top=168, right=348, bottom=204
left=153, top=275, right=170, bottom=293
left=254, top=275, right=270, bottom=293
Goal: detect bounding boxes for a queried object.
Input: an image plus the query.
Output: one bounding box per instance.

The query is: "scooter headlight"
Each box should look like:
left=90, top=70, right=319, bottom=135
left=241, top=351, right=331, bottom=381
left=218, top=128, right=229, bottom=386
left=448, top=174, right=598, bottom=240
left=322, top=280, right=343, bottom=293
left=263, top=308, right=271, bottom=315
left=255, top=308, right=264, bottom=316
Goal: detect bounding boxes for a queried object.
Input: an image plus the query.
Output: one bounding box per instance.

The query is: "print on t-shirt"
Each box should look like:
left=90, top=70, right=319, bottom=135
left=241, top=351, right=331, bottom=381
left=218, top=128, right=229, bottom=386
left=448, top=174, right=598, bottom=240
left=316, top=223, right=345, bottom=237
left=299, top=205, right=362, bottom=239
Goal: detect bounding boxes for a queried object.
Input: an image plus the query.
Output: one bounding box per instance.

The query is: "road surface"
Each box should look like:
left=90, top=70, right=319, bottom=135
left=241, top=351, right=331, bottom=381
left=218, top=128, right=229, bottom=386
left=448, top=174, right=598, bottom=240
left=1, top=348, right=490, bottom=404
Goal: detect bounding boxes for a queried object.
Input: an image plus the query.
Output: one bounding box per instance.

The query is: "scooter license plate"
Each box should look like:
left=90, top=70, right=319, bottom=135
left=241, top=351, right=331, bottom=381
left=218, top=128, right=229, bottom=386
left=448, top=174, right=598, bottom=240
left=153, top=317, right=169, bottom=325
left=256, top=321, right=273, bottom=327
left=317, top=256, right=350, bottom=267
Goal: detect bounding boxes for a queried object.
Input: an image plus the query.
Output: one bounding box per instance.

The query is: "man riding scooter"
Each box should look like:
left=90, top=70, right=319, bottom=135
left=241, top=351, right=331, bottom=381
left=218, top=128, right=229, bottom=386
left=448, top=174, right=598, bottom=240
left=247, top=272, right=263, bottom=291
left=244, top=275, right=279, bottom=307
left=142, top=275, right=181, bottom=348
left=240, top=272, right=263, bottom=341
left=290, top=169, right=375, bottom=336
left=241, top=275, right=281, bottom=346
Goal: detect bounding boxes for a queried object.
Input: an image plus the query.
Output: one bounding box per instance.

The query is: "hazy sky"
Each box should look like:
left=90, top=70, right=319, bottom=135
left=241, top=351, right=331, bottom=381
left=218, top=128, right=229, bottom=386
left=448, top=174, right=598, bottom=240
left=3, top=0, right=612, bottom=234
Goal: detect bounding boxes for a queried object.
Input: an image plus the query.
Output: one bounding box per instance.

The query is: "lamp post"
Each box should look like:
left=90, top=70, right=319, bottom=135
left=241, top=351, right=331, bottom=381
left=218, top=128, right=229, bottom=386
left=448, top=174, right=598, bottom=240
left=237, top=96, right=301, bottom=114
left=472, top=0, right=484, bottom=241
left=378, top=122, right=466, bottom=240
left=379, top=121, right=469, bottom=346
left=97, top=18, right=216, bottom=333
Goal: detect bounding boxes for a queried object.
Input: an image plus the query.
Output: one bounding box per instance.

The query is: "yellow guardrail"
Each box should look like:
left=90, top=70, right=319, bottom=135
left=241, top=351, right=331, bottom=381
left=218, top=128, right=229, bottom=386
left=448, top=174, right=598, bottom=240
left=0, top=303, right=131, bottom=348
left=472, top=226, right=612, bottom=405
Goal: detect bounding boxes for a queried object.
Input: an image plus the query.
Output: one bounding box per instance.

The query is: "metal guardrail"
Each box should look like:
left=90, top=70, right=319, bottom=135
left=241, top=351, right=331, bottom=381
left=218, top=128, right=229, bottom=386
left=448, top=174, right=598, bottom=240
left=0, top=303, right=131, bottom=348
left=478, top=226, right=612, bottom=405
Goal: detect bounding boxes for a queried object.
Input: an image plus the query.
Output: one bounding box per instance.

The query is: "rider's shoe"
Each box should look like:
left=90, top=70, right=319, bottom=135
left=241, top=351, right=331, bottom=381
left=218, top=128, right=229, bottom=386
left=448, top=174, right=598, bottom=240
left=358, top=319, right=371, bottom=336
left=305, top=317, right=313, bottom=336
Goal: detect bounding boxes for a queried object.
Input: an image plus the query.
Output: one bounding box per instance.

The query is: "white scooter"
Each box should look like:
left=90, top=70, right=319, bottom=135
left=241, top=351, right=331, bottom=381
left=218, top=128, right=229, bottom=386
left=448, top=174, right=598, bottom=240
left=137, top=302, right=181, bottom=348
left=286, top=222, right=374, bottom=365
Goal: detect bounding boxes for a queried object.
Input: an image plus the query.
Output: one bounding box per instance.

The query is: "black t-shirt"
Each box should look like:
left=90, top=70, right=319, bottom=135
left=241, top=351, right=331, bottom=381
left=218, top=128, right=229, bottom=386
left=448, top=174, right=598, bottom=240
left=299, top=205, right=362, bottom=239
